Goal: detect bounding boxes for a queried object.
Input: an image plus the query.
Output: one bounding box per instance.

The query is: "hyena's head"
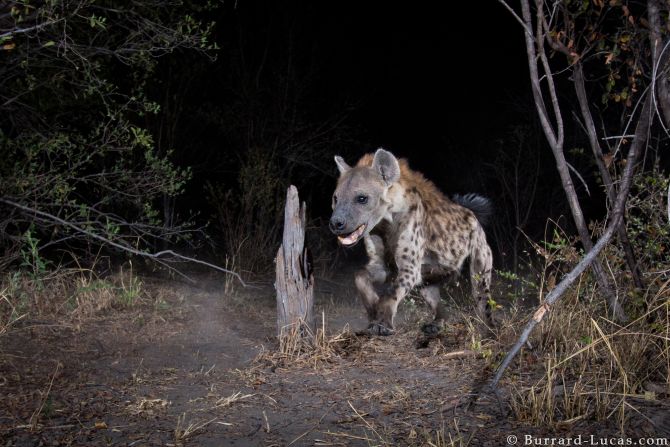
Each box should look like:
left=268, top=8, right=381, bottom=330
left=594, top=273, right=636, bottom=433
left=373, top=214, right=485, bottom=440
left=329, top=148, right=400, bottom=247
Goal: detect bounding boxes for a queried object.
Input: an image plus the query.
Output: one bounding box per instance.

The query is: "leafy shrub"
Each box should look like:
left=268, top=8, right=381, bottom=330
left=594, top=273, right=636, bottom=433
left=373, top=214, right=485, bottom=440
left=0, top=1, right=218, bottom=269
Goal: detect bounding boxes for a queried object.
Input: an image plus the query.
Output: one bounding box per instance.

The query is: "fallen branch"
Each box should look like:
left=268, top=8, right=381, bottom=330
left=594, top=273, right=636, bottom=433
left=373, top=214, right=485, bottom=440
left=0, top=197, right=248, bottom=287
left=486, top=92, right=652, bottom=392
left=442, top=349, right=478, bottom=360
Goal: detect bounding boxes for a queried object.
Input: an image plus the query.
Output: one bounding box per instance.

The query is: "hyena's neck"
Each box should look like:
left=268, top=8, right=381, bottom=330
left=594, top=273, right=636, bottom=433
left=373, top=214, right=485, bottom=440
left=383, top=183, right=409, bottom=217
left=380, top=181, right=427, bottom=228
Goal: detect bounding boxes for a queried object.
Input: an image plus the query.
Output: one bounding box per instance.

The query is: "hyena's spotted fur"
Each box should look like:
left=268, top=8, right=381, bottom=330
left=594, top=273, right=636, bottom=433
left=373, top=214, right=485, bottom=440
left=329, top=149, right=494, bottom=335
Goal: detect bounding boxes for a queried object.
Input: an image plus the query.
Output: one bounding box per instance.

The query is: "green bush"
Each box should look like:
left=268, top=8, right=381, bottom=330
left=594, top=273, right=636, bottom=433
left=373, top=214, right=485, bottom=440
left=0, top=1, right=220, bottom=268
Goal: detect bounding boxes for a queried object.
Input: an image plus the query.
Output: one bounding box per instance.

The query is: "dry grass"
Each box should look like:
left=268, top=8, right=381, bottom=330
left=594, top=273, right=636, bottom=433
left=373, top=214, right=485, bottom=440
left=29, top=361, right=62, bottom=431
left=174, top=412, right=217, bottom=444
left=70, top=274, right=117, bottom=319
left=484, top=209, right=670, bottom=434
left=213, top=391, right=254, bottom=409
left=0, top=262, right=150, bottom=333
left=318, top=405, right=473, bottom=447
left=255, top=312, right=363, bottom=369
left=222, top=254, right=238, bottom=296
left=504, top=275, right=670, bottom=433
left=126, top=397, right=171, bottom=418
left=0, top=281, right=27, bottom=336
left=420, top=419, right=472, bottom=447
left=170, top=390, right=253, bottom=443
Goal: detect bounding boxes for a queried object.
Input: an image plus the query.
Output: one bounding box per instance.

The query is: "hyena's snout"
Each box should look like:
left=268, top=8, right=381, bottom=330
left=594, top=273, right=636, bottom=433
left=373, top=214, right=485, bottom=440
left=330, top=210, right=367, bottom=247
left=329, top=214, right=347, bottom=234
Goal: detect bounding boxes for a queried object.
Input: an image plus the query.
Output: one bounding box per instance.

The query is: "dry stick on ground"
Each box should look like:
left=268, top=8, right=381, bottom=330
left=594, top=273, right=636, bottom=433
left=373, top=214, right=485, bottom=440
left=30, top=362, right=61, bottom=430
left=0, top=198, right=249, bottom=287
left=486, top=92, right=652, bottom=392
left=347, top=400, right=387, bottom=443
left=504, top=0, right=627, bottom=321
left=442, top=349, right=477, bottom=360
left=288, top=404, right=336, bottom=446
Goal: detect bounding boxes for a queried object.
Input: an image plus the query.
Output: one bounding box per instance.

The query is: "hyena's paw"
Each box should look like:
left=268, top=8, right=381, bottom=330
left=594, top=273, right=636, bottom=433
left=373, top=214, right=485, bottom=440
left=367, top=321, right=395, bottom=336
left=420, top=321, right=444, bottom=336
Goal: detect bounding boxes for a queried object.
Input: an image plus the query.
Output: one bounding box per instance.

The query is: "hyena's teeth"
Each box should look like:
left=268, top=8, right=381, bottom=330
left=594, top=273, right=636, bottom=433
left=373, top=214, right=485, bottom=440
left=338, top=224, right=366, bottom=246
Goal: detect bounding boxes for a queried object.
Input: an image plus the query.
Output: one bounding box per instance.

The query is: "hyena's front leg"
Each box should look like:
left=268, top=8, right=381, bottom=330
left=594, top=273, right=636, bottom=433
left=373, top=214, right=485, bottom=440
left=371, top=225, right=424, bottom=335
left=355, top=235, right=387, bottom=323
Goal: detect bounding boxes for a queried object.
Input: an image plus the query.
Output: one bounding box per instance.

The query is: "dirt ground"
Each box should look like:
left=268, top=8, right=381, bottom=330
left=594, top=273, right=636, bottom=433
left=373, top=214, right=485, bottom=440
left=0, top=269, right=664, bottom=446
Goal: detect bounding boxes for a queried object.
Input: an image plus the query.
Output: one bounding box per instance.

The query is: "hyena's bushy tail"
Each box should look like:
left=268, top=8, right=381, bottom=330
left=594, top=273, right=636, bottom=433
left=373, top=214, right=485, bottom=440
left=451, top=193, right=493, bottom=227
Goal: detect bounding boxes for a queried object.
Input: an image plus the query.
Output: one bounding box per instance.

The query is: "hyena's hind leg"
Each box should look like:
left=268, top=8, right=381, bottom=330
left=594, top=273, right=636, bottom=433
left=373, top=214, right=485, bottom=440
left=470, top=228, right=494, bottom=329
left=355, top=235, right=388, bottom=322
left=419, top=284, right=447, bottom=335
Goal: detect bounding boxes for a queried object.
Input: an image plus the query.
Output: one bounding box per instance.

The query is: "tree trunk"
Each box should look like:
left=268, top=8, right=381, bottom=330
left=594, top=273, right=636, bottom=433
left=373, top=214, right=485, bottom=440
left=275, top=185, right=314, bottom=336
left=519, top=0, right=626, bottom=321
left=573, top=63, right=645, bottom=290
left=487, top=93, right=652, bottom=392
left=648, top=0, right=670, bottom=128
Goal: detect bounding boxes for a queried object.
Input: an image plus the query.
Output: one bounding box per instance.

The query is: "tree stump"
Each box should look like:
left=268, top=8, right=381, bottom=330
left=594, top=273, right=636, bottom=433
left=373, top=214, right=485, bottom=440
left=275, top=185, right=314, bottom=337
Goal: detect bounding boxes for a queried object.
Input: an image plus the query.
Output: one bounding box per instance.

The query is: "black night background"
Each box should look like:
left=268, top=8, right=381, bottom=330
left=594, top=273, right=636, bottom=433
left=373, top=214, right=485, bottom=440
left=1, top=1, right=669, bottom=445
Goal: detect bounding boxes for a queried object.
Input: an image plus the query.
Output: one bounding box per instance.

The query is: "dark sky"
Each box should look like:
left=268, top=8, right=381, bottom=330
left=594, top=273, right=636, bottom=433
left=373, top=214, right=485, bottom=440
left=215, top=1, right=530, bottom=173
left=308, top=2, right=528, bottom=162
left=180, top=0, right=546, bottom=231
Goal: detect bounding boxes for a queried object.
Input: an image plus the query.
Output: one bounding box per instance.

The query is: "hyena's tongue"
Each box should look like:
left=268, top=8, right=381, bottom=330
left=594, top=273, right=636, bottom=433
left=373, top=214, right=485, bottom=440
left=338, top=224, right=366, bottom=246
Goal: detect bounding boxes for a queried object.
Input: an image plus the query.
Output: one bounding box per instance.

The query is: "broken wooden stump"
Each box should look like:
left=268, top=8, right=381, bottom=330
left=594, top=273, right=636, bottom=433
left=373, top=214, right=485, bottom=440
left=275, top=185, right=314, bottom=337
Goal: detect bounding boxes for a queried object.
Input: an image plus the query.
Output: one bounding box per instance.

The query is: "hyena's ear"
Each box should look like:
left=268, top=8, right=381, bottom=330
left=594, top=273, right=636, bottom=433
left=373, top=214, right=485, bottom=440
left=372, top=148, right=400, bottom=186
left=334, top=155, right=351, bottom=174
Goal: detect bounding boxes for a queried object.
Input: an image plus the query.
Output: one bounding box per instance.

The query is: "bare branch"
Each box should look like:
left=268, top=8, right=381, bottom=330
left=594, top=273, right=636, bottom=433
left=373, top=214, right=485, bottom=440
left=0, top=198, right=249, bottom=288
left=495, top=0, right=533, bottom=36
left=486, top=92, right=653, bottom=392
left=0, top=19, right=60, bottom=40
left=535, top=0, right=565, bottom=149
left=520, top=0, right=557, bottom=148
left=566, top=162, right=590, bottom=196
left=573, top=62, right=645, bottom=289
left=519, top=0, right=624, bottom=320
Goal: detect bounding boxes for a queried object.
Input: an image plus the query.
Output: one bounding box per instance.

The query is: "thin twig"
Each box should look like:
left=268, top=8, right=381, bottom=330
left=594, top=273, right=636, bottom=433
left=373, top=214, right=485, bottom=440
left=30, top=362, right=61, bottom=430
left=0, top=19, right=60, bottom=40
left=566, top=162, right=590, bottom=196
left=496, top=0, right=532, bottom=36
left=347, top=401, right=386, bottom=443
left=0, top=198, right=249, bottom=287
left=288, top=405, right=335, bottom=446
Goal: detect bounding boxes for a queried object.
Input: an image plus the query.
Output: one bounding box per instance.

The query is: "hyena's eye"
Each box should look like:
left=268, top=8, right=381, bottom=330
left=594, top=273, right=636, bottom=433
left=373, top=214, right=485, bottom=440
left=333, top=195, right=338, bottom=204
left=356, top=195, right=368, bottom=204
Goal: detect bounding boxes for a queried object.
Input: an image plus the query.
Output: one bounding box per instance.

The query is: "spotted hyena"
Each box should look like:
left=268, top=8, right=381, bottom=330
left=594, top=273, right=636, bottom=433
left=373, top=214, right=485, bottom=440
left=329, top=148, right=494, bottom=336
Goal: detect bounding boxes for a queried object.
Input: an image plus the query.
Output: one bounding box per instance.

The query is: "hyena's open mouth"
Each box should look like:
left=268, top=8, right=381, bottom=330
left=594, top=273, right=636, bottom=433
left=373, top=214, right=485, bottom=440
left=337, top=224, right=366, bottom=247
